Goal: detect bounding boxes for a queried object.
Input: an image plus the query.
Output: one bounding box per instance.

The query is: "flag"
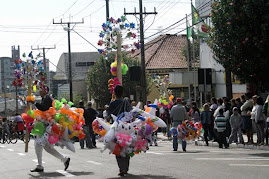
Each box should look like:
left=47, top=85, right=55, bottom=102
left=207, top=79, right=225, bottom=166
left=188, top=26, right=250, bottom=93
left=191, top=4, right=209, bottom=38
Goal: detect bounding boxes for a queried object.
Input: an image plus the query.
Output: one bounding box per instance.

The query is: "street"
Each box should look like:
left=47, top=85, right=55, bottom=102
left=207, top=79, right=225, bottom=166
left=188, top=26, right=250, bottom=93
left=0, top=138, right=269, bottom=179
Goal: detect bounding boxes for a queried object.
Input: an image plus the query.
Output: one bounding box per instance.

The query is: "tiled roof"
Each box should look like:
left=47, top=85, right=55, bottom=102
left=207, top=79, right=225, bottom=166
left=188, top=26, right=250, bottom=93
left=131, top=34, right=188, bottom=70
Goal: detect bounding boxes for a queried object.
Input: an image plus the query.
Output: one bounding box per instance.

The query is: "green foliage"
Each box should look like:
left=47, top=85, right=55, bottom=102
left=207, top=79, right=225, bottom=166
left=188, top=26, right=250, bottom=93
left=86, top=53, right=145, bottom=108
left=73, top=92, right=85, bottom=107
left=208, top=0, right=269, bottom=88
left=181, top=40, right=200, bottom=63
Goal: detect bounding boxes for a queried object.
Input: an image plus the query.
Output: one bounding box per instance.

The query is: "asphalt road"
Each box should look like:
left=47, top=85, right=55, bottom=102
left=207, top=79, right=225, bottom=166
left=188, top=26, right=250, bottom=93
left=0, top=138, right=269, bottom=179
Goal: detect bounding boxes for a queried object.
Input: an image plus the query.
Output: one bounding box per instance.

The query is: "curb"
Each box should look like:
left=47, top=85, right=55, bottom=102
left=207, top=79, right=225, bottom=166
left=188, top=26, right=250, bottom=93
left=197, top=141, right=269, bottom=151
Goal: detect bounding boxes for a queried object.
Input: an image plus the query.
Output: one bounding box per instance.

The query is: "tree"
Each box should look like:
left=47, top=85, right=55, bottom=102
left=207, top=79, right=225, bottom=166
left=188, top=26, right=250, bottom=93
left=86, top=53, right=149, bottom=108
left=73, top=92, right=85, bottom=107
left=208, top=0, right=269, bottom=90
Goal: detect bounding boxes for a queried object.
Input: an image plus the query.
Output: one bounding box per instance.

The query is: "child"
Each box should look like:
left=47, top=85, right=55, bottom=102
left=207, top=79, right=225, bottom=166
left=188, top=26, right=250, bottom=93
left=215, top=109, right=229, bottom=148
left=228, top=107, right=244, bottom=144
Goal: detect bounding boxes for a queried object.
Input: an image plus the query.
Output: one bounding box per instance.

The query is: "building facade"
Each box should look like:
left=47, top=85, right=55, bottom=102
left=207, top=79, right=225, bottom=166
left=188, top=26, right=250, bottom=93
left=55, top=52, right=100, bottom=100
left=195, top=1, right=247, bottom=99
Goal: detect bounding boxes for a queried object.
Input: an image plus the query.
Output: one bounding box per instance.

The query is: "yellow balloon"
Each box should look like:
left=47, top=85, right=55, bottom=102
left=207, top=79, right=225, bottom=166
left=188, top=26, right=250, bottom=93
left=33, top=85, right=37, bottom=92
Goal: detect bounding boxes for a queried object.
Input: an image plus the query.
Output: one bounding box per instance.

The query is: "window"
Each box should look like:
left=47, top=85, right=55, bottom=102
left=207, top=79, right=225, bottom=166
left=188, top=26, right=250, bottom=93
left=75, top=62, right=95, bottom=67
left=87, top=62, right=94, bottom=66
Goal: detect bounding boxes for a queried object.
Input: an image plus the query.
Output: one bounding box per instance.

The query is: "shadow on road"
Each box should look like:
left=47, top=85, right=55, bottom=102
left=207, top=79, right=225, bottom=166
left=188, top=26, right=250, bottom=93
left=108, top=174, right=177, bottom=179
left=248, top=153, right=269, bottom=157
left=28, top=171, right=94, bottom=178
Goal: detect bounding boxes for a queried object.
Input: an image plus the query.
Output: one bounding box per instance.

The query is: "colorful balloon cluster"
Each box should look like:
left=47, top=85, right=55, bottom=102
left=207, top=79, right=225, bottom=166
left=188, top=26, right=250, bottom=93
left=153, top=75, right=174, bottom=108
left=110, top=60, right=128, bottom=76
left=171, top=120, right=203, bottom=141
left=21, top=98, right=85, bottom=150
left=94, top=103, right=167, bottom=158
left=13, top=52, right=47, bottom=103
left=97, top=16, right=139, bottom=58
left=108, top=77, right=121, bottom=94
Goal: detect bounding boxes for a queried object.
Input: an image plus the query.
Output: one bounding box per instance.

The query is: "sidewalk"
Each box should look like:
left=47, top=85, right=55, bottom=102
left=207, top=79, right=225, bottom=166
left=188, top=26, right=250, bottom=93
left=157, top=133, right=269, bottom=151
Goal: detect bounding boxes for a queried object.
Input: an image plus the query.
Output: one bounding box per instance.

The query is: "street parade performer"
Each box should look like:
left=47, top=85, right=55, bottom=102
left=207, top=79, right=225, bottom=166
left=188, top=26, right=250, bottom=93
left=28, top=85, right=85, bottom=172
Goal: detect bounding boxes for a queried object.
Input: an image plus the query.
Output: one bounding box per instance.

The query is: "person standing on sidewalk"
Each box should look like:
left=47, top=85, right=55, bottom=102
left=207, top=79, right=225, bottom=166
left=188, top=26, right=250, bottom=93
left=241, top=92, right=253, bottom=144
left=170, top=98, right=187, bottom=152
left=215, top=109, right=229, bottom=148
left=263, top=95, right=269, bottom=146
left=255, top=96, right=265, bottom=145
left=30, top=86, right=70, bottom=172
left=228, top=107, right=244, bottom=144
left=201, top=103, right=213, bottom=146
left=250, top=95, right=258, bottom=143
left=84, top=102, right=98, bottom=148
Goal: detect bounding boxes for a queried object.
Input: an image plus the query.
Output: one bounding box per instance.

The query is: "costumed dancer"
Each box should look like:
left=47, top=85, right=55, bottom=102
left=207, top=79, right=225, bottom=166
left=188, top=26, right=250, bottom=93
left=30, top=86, right=70, bottom=172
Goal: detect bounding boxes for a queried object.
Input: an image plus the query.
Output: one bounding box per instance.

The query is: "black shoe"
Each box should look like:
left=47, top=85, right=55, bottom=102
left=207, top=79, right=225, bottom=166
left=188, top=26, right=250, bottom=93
left=30, top=168, right=44, bottom=172
left=173, top=149, right=177, bottom=151
left=64, top=158, right=70, bottom=171
left=118, top=171, right=126, bottom=176
left=183, top=149, right=186, bottom=152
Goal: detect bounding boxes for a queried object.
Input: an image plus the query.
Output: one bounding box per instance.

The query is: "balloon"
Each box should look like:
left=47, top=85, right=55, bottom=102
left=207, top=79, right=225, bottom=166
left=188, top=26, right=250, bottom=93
left=52, top=123, right=61, bottom=135
left=21, top=113, right=34, bottom=123
left=68, top=101, right=74, bottom=108
left=116, top=133, right=133, bottom=147
left=33, top=85, right=36, bottom=92
left=79, top=133, right=86, bottom=140
left=48, top=135, right=59, bottom=144
left=170, top=127, right=178, bottom=136
left=121, top=64, right=128, bottom=75
left=138, top=123, right=152, bottom=138
left=31, top=122, right=45, bottom=137
left=61, top=98, right=67, bottom=104
left=54, top=113, right=61, bottom=122
left=27, top=110, right=36, bottom=119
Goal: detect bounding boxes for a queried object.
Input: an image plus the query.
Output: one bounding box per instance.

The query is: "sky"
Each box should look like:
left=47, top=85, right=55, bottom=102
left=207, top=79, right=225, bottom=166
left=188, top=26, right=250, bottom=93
left=0, top=0, right=193, bottom=71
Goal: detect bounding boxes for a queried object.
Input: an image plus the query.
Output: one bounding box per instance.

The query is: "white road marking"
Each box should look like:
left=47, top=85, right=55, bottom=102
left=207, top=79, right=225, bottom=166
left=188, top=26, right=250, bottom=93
left=229, top=164, right=269, bottom=167
left=32, top=159, right=45, bottom=163
left=0, top=145, right=5, bottom=148
left=17, top=153, right=26, bottom=156
left=147, top=151, right=163, bottom=155
left=56, top=170, right=75, bottom=177
left=87, top=161, right=101, bottom=165
left=7, top=149, right=14, bottom=151
left=194, top=158, right=269, bottom=161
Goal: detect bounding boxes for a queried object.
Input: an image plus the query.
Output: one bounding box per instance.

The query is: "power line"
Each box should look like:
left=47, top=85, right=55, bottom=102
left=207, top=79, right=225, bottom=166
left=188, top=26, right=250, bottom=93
left=72, top=0, right=96, bottom=16
left=83, top=5, right=105, bottom=18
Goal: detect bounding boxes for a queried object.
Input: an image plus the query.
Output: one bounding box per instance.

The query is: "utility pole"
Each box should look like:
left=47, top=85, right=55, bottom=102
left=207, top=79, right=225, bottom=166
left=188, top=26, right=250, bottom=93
left=186, top=14, right=191, bottom=102
left=53, top=19, right=84, bottom=102
left=106, top=0, right=109, bottom=21
left=31, top=45, right=56, bottom=85
left=124, top=0, right=157, bottom=105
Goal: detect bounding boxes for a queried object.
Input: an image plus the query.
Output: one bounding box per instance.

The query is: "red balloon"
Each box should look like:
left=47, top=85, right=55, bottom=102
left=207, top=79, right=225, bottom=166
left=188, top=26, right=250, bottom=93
left=21, top=113, right=34, bottom=123
left=52, top=123, right=60, bottom=135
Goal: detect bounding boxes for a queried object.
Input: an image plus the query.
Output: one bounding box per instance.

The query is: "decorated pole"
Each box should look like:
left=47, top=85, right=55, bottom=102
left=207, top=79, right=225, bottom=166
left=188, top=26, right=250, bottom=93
left=116, top=32, right=122, bottom=84
left=25, top=62, right=32, bottom=153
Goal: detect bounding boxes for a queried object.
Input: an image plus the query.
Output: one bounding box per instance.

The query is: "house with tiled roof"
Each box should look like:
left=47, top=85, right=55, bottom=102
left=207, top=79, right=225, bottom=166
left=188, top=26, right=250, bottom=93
left=130, top=34, right=198, bottom=102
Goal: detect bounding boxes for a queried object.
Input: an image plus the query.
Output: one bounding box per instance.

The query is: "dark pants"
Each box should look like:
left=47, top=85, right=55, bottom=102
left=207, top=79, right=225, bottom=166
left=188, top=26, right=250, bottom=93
left=80, top=126, right=96, bottom=148
left=116, top=156, right=130, bottom=172
left=173, top=136, right=186, bottom=151
left=202, top=124, right=209, bottom=145
left=217, top=131, right=228, bottom=148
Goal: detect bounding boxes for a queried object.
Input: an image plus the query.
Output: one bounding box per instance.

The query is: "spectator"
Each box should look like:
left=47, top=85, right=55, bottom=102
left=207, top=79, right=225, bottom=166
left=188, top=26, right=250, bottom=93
left=1, top=117, right=9, bottom=143
left=255, top=96, right=265, bottom=145
left=213, top=98, right=224, bottom=118
left=241, top=92, right=253, bottom=144
left=241, top=94, right=246, bottom=104
left=160, top=107, right=170, bottom=138
left=231, top=99, right=237, bottom=115
left=170, top=98, right=188, bottom=152
left=263, top=95, right=269, bottom=146
left=201, top=103, right=213, bottom=146
left=250, top=95, right=258, bottom=143
left=210, top=97, right=218, bottom=113
left=14, top=113, right=24, bottom=135
left=84, top=101, right=98, bottom=148
left=235, top=98, right=243, bottom=114
left=103, top=105, right=109, bottom=122
left=189, top=102, right=200, bottom=123
left=215, top=109, right=229, bottom=148
left=228, top=107, right=244, bottom=144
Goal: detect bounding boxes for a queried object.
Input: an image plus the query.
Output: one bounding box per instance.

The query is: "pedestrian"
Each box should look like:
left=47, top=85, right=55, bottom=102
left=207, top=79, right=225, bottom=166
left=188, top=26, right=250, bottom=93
left=250, top=95, right=258, bottom=143
left=235, top=98, right=243, bottom=114
left=231, top=99, right=237, bottom=114
left=255, top=96, right=265, bottom=145
left=215, top=109, right=229, bottom=148
left=78, top=101, right=88, bottom=149
left=150, top=107, right=159, bottom=146
left=170, top=98, right=188, bottom=152
left=263, top=95, right=269, bottom=146
left=189, top=102, right=200, bottom=123
left=84, top=101, right=98, bottom=148
left=103, top=105, right=109, bottom=122
left=160, top=107, right=170, bottom=137
left=210, top=97, right=218, bottom=113
left=228, top=107, right=244, bottom=144
left=1, top=117, right=9, bottom=143
left=30, top=85, right=70, bottom=172
left=14, top=113, right=24, bottom=136
left=200, top=103, right=213, bottom=146
left=107, top=85, right=132, bottom=176
left=241, top=92, right=253, bottom=144
left=213, top=98, right=224, bottom=118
